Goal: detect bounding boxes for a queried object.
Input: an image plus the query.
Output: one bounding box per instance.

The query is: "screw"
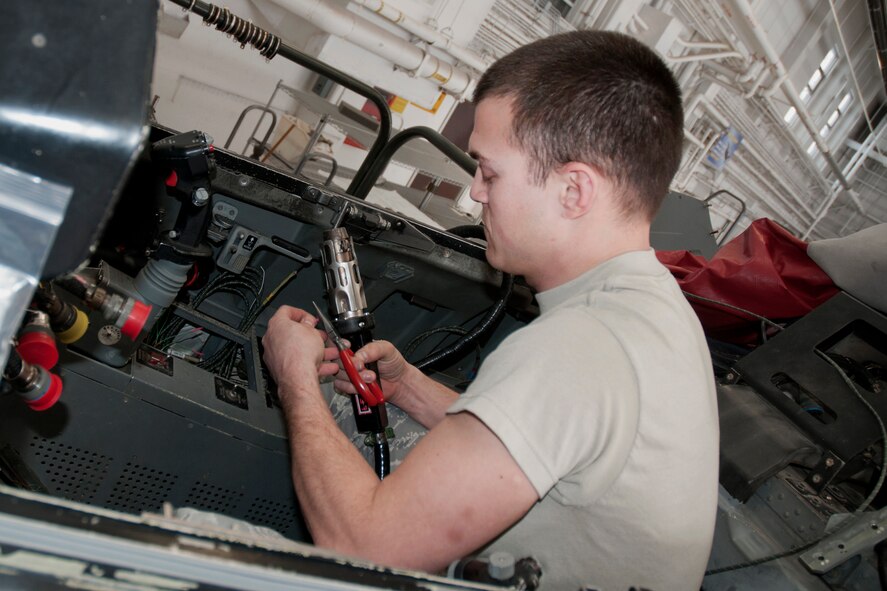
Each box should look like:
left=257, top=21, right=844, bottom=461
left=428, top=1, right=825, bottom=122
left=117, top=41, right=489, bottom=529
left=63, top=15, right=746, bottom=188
left=192, top=187, right=210, bottom=206
left=825, top=458, right=835, bottom=468
left=812, top=474, right=823, bottom=484
left=238, top=176, right=250, bottom=187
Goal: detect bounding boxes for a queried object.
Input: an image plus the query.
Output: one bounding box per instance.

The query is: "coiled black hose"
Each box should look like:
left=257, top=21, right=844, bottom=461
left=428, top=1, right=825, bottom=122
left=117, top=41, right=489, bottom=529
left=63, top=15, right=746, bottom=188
left=372, top=432, right=390, bottom=480
left=414, top=225, right=513, bottom=373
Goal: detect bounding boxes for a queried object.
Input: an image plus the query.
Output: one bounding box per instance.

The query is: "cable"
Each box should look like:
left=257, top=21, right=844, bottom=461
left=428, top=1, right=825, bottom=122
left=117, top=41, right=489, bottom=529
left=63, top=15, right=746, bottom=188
left=414, top=273, right=514, bottom=372
left=404, top=326, right=468, bottom=358
left=705, top=351, right=887, bottom=576
left=682, top=290, right=785, bottom=333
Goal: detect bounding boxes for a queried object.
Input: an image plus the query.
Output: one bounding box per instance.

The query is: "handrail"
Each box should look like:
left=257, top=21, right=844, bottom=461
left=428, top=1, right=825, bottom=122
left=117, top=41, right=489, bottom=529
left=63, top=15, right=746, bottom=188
left=704, top=189, right=747, bottom=245
left=350, top=126, right=477, bottom=199
left=224, top=105, right=277, bottom=157
left=168, top=0, right=392, bottom=197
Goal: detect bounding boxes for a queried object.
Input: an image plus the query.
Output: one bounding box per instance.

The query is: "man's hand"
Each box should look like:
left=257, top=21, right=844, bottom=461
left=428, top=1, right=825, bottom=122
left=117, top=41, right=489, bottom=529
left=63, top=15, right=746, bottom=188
left=334, top=340, right=458, bottom=429
left=262, top=306, right=339, bottom=393
left=333, top=340, right=410, bottom=406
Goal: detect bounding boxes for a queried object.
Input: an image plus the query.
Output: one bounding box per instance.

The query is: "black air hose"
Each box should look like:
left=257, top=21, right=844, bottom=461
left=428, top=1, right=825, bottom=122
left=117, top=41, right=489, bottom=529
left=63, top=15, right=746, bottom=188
left=3, top=347, right=23, bottom=381
left=414, top=225, right=514, bottom=373
left=54, top=275, right=90, bottom=301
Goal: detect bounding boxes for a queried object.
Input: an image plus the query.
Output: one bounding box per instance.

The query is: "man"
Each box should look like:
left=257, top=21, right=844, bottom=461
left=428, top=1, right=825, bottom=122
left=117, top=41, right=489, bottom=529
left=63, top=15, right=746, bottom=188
left=262, top=30, right=719, bottom=590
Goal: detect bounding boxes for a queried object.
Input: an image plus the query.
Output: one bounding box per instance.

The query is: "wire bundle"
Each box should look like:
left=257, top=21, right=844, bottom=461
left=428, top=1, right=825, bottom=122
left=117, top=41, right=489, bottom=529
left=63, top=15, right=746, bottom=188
left=147, top=267, right=271, bottom=380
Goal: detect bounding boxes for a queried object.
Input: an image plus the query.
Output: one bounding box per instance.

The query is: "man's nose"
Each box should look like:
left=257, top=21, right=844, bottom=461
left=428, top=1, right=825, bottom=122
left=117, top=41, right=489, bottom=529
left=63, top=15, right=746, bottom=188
left=469, top=171, right=487, bottom=203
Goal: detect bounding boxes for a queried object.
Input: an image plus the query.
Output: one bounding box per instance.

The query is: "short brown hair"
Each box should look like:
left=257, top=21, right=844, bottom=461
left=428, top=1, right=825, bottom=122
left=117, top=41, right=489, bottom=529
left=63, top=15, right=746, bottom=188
left=473, top=30, right=683, bottom=220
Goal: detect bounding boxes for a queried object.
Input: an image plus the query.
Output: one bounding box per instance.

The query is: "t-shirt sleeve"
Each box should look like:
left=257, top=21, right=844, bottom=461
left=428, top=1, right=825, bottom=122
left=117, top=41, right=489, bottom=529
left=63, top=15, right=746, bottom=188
left=447, top=310, right=640, bottom=504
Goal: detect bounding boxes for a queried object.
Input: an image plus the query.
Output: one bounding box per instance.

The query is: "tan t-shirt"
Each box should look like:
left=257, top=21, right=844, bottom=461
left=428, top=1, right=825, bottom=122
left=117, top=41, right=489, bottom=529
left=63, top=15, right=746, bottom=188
left=448, top=250, right=719, bottom=591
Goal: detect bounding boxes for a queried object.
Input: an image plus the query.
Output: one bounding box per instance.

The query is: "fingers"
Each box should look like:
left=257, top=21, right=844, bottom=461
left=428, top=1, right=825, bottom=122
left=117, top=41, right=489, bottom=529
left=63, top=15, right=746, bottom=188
left=318, top=361, right=340, bottom=378
left=352, top=340, right=397, bottom=365
left=273, top=305, right=318, bottom=326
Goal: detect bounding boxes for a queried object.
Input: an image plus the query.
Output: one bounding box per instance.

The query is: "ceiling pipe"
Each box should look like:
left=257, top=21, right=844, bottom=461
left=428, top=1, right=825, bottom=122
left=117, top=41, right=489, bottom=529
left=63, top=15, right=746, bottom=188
left=729, top=0, right=854, bottom=195
left=675, top=36, right=733, bottom=51
left=667, top=50, right=745, bottom=63
left=350, top=0, right=493, bottom=73
left=267, top=0, right=477, bottom=98
left=846, top=139, right=887, bottom=168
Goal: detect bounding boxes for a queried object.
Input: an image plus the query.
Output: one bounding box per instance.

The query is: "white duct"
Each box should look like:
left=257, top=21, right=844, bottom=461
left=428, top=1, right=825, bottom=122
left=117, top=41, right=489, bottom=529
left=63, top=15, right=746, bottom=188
left=267, top=0, right=477, bottom=98
left=350, top=0, right=493, bottom=73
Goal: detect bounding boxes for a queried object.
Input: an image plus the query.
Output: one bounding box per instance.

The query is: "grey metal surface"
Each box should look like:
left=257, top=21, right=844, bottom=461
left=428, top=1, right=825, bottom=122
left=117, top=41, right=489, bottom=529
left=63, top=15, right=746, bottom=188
left=650, top=192, right=718, bottom=257
left=800, top=508, right=887, bottom=574
left=0, top=350, right=303, bottom=539
left=0, top=164, right=72, bottom=368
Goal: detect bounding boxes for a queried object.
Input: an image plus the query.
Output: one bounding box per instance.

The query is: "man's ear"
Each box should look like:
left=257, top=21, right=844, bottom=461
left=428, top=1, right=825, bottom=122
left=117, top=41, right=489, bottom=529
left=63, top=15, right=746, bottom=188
left=558, top=162, right=597, bottom=219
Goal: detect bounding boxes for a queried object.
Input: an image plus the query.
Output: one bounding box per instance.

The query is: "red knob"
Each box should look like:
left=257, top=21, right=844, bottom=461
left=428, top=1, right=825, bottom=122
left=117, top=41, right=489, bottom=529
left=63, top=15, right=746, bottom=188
left=17, top=330, right=59, bottom=370
left=27, top=372, right=62, bottom=412
left=121, top=299, right=152, bottom=340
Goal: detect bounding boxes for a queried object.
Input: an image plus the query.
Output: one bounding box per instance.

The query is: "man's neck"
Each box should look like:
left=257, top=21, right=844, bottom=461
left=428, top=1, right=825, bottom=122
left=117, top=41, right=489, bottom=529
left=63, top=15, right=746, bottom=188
left=527, top=223, right=651, bottom=292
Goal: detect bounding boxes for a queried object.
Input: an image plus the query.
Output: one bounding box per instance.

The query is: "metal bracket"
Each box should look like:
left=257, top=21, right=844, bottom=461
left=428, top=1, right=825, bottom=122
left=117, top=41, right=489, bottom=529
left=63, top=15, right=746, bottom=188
left=799, top=507, right=887, bottom=573
left=805, top=451, right=845, bottom=493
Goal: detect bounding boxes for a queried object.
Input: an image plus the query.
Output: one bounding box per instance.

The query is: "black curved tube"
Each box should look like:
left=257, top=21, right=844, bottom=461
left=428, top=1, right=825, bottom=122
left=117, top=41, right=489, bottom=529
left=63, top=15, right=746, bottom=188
left=413, top=224, right=513, bottom=373
left=167, top=0, right=391, bottom=197
left=350, top=126, right=478, bottom=199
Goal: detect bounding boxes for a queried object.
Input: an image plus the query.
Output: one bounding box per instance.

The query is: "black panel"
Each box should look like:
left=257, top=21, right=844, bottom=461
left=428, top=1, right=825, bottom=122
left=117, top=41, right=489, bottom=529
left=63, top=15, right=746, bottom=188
left=0, top=1, right=156, bottom=277
left=735, top=293, right=887, bottom=481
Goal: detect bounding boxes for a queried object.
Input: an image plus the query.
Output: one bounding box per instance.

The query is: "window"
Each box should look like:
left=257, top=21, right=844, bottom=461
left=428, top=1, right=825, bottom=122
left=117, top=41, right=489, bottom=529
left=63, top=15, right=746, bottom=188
left=819, top=92, right=852, bottom=137
left=784, top=106, right=798, bottom=124
left=808, top=69, right=823, bottom=90
left=797, top=48, right=839, bottom=105
left=800, top=87, right=812, bottom=102
left=820, top=49, right=837, bottom=73
left=807, top=142, right=818, bottom=156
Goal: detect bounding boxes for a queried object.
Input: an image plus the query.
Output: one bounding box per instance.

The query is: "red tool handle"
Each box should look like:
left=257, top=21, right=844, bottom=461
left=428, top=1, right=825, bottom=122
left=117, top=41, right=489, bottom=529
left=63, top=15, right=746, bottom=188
left=340, top=348, right=384, bottom=406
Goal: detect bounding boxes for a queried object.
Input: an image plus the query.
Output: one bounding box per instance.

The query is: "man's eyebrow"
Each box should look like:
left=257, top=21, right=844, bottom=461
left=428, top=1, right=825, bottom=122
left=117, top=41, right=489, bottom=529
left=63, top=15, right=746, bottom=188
left=468, top=150, right=490, bottom=165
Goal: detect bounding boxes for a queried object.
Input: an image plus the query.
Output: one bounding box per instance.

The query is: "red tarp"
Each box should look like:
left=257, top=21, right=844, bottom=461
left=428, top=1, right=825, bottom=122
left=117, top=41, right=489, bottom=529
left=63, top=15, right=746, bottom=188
left=656, top=218, right=839, bottom=345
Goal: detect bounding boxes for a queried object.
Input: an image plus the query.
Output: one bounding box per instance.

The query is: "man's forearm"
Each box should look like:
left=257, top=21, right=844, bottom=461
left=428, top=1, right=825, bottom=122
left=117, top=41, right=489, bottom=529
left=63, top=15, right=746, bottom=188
left=393, top=365, right=459, bottom=429
left=279, top=372, right=383, bottom=552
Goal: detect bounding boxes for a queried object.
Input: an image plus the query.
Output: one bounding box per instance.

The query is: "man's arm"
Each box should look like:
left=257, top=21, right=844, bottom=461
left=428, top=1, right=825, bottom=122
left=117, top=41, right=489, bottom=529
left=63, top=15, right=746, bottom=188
left=263, top=307, right=537, bottom=571
left=281, top=375, right=538, bottom=571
